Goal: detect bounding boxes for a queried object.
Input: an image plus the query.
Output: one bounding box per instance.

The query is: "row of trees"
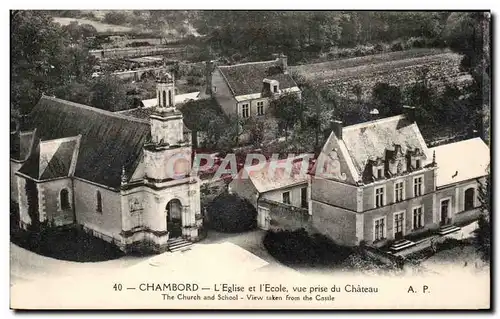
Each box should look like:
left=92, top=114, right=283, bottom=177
left=195, top=11, right=454, bottom=63
left=11, top=11, right=142, bottom=114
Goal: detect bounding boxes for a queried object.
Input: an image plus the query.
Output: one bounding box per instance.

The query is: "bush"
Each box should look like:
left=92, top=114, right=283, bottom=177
left=207, top=193, right=257, bottom=233
left=263, top=228, right=353, bottom=267
left=390, top=41, right=404, bottom=52
left=104, top=11, right=128, bottom=25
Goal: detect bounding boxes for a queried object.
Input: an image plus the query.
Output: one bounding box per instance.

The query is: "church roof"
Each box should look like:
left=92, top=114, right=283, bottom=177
left=10, top=129, right=37, bottom=161
left=218, top=60, right=297, bottom=96
left=18, top=136, right=81, bottom=181
left=19, top=96, right=150, bottom=189
left=341, top=115, right=429, bottom=176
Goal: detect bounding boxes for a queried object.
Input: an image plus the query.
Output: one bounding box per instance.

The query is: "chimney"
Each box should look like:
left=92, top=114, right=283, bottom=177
left=205, top=60, right=216, bottom=95
left=331, top=120, right=343, bottom=140
left=403, top=105, right=416, bottom=123
left=278, top=53, right=288, bottom=74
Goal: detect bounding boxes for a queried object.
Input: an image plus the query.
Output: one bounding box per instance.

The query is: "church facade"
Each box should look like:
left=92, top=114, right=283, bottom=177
left=10, top=72, right=203, bottom=253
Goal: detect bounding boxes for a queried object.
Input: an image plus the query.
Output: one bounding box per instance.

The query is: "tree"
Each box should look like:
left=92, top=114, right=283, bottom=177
left=372, top=82, right=402, bottom=116
left=103, top=11, right=128, bottom=25
left=11, top=11, right=95, bottom=114
left=62, top=21, right=97, bottom=42
left=443, top=12, right=490, bottom=142
left=475, top=170, right=491, bottom=261
left=207, top=193, right=257, bottom=233
left=89, top=75, right=129, bottom=112
left=269, top=93, right=304, bottom=140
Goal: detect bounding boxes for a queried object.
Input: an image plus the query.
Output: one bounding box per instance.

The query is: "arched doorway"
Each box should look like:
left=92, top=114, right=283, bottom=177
left=464, top=188, right=475, bottom=211
left=166, top=199, right=182, bottom=238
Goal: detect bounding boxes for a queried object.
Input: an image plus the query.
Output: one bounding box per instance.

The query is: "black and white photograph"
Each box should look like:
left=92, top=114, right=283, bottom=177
left=8, top=9, right=491, bottom=310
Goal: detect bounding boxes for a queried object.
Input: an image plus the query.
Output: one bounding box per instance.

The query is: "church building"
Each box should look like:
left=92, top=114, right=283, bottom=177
left=10, top=71, right=203, bottom=253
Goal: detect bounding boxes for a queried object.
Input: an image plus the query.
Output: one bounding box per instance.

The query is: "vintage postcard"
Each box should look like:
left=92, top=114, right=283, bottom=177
left=9, top=10, right=491, bottom=310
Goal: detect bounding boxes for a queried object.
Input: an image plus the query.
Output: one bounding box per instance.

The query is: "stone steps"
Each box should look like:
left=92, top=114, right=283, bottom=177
left=439, top=224, right=461, bottom=236
left=168, top=237, right=193, bottom=252
left=389, top=239, right=416, bottom=252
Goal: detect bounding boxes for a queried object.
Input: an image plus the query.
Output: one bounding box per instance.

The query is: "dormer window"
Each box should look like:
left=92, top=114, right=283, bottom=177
left=408, top=147, right=424, bottom=171
left=377, top=168, right=383, bottom=179
left=263, top=78, right=279, bottom=96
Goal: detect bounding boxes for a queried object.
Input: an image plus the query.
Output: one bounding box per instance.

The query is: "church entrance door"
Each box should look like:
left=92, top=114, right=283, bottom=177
left=166, top=199, right=182, bottom=238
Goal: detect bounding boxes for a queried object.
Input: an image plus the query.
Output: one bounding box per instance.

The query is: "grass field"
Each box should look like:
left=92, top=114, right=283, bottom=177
left=52, top=17, right=134, bottom=33
left=290, top=48, right=461, bottom=82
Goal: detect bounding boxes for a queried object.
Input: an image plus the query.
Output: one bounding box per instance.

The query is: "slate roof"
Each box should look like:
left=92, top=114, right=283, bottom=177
left=341, top=115, right=429, bottom=176
left=218, top=60, right=297, bottom=96
left=429, top=137, right=489, bottom=187
left=19, top=96, right=151, bottom=189
left=10, top=129, right=37, bottom=161
left=237, top=155, right=310, bottom=193
left=19, top=136, right=80, bottom=181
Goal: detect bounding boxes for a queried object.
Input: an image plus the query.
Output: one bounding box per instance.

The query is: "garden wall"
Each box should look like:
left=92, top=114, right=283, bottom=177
left=259, top=198, right=311, bottom=232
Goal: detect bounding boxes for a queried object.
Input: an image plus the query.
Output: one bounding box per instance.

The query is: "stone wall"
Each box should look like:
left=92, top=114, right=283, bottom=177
left=258, top=198, right=311, bottom=232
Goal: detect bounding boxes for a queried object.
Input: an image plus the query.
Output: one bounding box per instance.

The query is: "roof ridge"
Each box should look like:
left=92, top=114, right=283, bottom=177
left=40, top=95, right=149, bottom=126
left=343, top=114, right=407, bottom=132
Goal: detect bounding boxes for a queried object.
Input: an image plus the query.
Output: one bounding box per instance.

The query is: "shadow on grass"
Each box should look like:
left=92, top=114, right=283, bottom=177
left=11, top=226, right=125, bottom=263
left=10, top=203, right=124, bottom=262
left=263, top=228, right=354, bottom=268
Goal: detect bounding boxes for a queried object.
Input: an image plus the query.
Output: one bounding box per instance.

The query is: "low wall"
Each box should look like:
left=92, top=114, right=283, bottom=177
left=259, top=198, right=311, bottom=232
left=362, top=244, right=404, bottom=268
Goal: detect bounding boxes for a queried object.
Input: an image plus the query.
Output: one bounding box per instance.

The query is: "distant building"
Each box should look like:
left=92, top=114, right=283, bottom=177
left=311, top=108, right=489, bottom=253
left=229, top=155, right=311, bottom=230
left=203, top=54, right=301, bottom=119
left=10, top=71, right=203, bottom=253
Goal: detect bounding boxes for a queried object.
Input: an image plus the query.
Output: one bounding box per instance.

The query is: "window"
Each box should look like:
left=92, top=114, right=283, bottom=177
left=413, top=176, right=423, bottom=197
left=273, top=85, right=278, bottom=93
left=60, top=189, right=70, bottom=210
left=257, top=101, right=264, bottom=116
left=96, top=191, right=102, bottom=213
left=377, top=168, right=383, bottom=179
left=464, top=187, right=475, bottom=211
left=415, top=159, right=421, bottom=169
left=241, top=104, right=250, bottom=118
left=282, top=191, right=291, bottom=205
left=213, top=86, right=217, bottom=93
left=168, top=90, right=173, bottom=106
left=394, top=181, right=405, bottom=202
left=162, top=90, right=166, bottom=107
left=412, top=206, right=424, bottom=229
left=300, top=187, right=308, bottom=208
left=396, top=161, right=403, bottom=174
left=374, top=217, right=386, bottom=241
left=375, top=186, right=385, bottom=208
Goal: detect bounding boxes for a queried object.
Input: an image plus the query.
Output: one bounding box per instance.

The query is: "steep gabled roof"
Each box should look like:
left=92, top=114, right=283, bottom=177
left=342, top=115, right=429, bottom=176
left=21, top=96, right=150, bottom=189
left=218, top=60, right=297, bottom=96
left=19, top=136, right=81, bottom=181
left=238, top=155, right=310, bottom=193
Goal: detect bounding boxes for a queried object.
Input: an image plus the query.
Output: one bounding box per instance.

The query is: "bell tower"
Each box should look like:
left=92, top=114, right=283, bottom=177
left=156, top=71, right=175, bottom=108
left=144, top=71, right=192, bottom=182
